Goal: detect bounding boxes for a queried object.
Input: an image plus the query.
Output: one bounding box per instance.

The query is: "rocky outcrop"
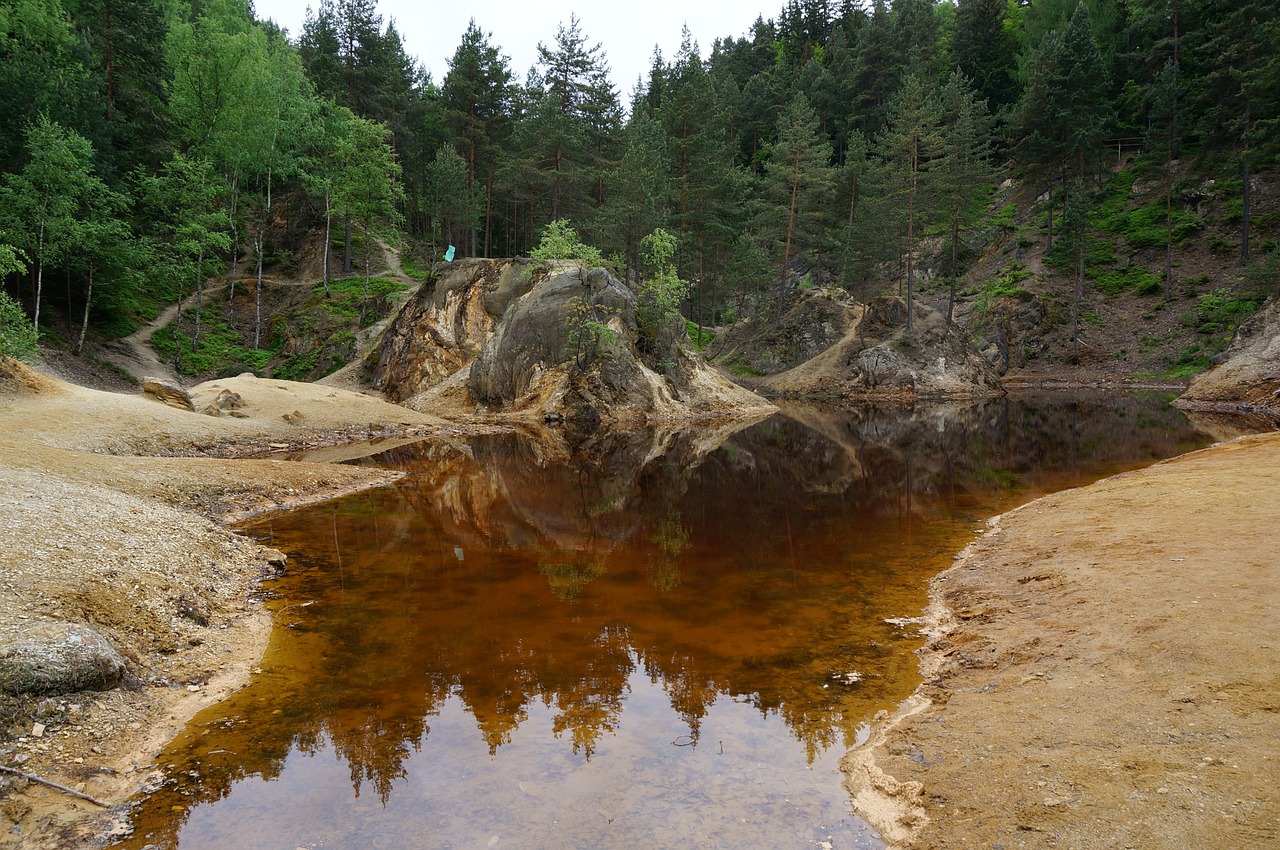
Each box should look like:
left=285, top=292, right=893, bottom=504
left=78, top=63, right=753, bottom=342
left=141, top=377, right=195, bottom=411
left=1176, top=294, right=1280, bottom=416
left=375, top=259, right=540, bottom=403
left=713, top=291, right=1001, bottom=400
left=0, top=621, right=127, bottom=694
left=374, top=260, right=773, bottom=423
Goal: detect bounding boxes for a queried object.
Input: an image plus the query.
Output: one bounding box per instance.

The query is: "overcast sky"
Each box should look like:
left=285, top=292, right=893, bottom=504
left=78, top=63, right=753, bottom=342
left=252, top=0, right=774, bottom=98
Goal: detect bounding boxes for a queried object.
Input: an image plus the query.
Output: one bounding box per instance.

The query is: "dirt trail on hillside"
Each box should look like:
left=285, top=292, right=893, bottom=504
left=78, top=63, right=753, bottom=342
left=844, top=432, right=1280, bottom=849
left=99, top=299, right=184, bottom=385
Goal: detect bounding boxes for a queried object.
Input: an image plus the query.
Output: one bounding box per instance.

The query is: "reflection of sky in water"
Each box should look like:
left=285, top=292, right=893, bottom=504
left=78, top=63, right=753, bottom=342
left=113, top=395, right=1218, bottom=850
left=176, top=660, right=874, bottom=850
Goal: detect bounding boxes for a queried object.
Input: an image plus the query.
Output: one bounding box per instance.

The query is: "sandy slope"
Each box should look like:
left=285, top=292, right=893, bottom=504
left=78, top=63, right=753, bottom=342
left=844, top=432, right=1280, bottom=849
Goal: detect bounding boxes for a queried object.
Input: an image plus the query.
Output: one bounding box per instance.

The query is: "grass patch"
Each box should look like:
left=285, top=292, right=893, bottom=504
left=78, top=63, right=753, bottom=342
left=311, top=277, right=406, bottom=326
left=401, top=257, right=434, bottom=282
left=684, top=319, right=715, bottom=352
left=1091, top=264, right=1163, bottom=295
left=152, top=311, right=273, bottom=378
left=723, top=356, right=766, bottom=377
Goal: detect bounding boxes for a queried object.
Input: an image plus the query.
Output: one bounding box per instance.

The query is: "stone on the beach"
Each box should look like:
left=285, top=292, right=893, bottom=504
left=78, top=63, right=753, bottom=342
left=0, top=622, right=128, bottom=695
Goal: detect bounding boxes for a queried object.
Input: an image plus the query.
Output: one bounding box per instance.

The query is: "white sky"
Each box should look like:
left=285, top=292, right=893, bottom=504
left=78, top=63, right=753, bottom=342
left=251, top=0, right=775, bottom=98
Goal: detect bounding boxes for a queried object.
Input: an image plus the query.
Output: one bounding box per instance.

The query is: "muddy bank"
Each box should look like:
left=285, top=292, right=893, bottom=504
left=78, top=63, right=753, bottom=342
left=843, top=432, right=1280, bottom=849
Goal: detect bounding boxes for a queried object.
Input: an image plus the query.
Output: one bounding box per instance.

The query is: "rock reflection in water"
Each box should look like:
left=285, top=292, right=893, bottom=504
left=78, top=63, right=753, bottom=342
left=110, top=394, right=1215, bottom=850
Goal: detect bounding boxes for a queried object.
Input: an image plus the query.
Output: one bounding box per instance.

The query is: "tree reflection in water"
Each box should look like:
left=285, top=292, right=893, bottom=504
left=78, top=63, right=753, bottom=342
left=112, top=394, right=1217, bottom=850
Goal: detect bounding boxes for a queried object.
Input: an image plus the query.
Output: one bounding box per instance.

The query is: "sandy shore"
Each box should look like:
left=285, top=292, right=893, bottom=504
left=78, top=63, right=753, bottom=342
left=843, top=431, right=1280, bottom=849
left=0, top=359, right=492, bottom=848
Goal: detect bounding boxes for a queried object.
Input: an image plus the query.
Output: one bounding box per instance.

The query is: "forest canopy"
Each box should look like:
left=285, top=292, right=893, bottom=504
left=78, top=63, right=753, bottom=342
left=0, top=0, right=1276, bottom=354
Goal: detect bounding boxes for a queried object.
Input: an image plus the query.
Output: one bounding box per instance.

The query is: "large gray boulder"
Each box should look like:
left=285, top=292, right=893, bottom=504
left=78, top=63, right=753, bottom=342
left=0, top=621, right=127, bottom=694
left=376, top=261, right=773, bottom=423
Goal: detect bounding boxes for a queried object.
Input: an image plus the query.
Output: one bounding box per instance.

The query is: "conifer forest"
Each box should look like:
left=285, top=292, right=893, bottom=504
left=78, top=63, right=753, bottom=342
left=0, top=0, right=1276, bottom=374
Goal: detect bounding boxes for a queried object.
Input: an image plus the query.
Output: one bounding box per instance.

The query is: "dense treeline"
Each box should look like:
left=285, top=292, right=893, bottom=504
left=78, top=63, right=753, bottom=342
left=0, top=0, right=1276, bottom=355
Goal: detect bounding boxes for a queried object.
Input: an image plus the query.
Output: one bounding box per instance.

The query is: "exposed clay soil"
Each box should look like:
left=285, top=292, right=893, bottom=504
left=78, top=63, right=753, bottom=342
left=843, top=432, right=1280, bottom=849
left=0, top=358, right=491, bottom=849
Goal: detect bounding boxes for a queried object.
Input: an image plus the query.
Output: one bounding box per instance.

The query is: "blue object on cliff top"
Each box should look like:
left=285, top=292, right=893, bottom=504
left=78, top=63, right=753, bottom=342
left=444, top=245, right=456, bottom=262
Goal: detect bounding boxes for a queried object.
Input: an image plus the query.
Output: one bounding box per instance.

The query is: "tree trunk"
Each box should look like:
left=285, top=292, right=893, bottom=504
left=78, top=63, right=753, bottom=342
left=322, top=192, right=332, bottom=296
left=254, top=230, right=264, bottom=350
left=484, top=177, right=493, bottom=258
left=779, top=142, right=802, bottom=321
left=905, top=135, right=918, bottom=333
left=1046, top=182, right=1054, bottom=254
left=1164, top=162, right=1173, bottom=300
left=360, top=235, right=371, bottom=326
left=75, top=264, right=93, bottom=355
left=33, top=221, right=44, bottom=332
left=193, top=245, right=204, bottom=353
left=1241, top=156, right=1251, bottom=265
left=226, top=171, right=239, bottom=309
left=343, top=215, right=352, bottom=273
left=948, top=217, right=959, bottom=325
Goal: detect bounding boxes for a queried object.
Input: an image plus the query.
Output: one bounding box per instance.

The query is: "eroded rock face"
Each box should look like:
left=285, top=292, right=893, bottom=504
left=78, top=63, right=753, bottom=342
left=375, top=261, right=772, bottom=422
left=0, top=621, right=127, bottom=694
left=375, top=259, right=539, bottom=403
left=141, top=377, right=194, bottom=411
left=713, top=291, right=1001, bottom=400
left=1177, top=294, right=1280, bottom=416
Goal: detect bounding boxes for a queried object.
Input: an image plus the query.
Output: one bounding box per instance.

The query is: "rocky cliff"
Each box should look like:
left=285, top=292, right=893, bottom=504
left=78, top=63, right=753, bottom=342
left=374, top=259, right=773, bottom=423
left=712, top=289, right=1002, bottom=400
left=1176, top=292, right=1280, bottom=416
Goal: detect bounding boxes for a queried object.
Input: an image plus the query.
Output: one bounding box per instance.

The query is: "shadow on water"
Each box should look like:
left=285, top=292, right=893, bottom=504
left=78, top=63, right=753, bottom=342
left=110, top=393, right=1222, bottom=850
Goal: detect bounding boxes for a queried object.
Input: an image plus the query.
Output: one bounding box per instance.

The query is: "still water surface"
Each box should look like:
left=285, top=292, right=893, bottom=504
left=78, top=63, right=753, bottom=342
left=112, top=395, right=1217, bottom=849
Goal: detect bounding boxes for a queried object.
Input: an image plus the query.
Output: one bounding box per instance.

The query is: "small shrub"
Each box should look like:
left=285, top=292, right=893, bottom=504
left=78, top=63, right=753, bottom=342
left=530, top=220, right=605, bottom=268
left=0, top=291, right=38, bottom=361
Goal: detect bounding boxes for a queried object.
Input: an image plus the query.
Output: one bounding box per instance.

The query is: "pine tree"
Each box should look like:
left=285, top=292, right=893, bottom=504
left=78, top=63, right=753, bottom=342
left=875, top=75, right=939, bottom=332
left=892, top=0, right=940, bottom=83
left=1193, top=0, right=1279, bottom=264
left=755, top=94, right=833, bottom=316
left=599, top=112, right=671, bottom=278
left=442, top=20, right=512, bottom=256
left=952, top=0, right=1017, bottom=112
left=934, top=72, right=992, bottom=323
left=850, top=0, right=900, bottom=135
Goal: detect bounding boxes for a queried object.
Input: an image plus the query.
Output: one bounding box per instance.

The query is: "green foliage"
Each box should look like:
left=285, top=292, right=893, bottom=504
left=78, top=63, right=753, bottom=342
left=1189, top=288, right=1261, bottom=336
left=1094, top=200, right=1203, bottom=249
left=637, top=228, right=691, bottom=369
left=152, top=311, right=272, bottom=378
left=400, top=257, right=433, bottom=282
left=1091, top=264, right=1164, bottom=295
left=0, top=291, right=38, bottom=361
left=312, top=276, right=405, bottom=327
left=563, top=297, right=618, bottom=371
left=684, top=319, right=715, bottom=352
left=530, top=220, right=605, bottom=267
left=991, top=202, right=1017, bottom=230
